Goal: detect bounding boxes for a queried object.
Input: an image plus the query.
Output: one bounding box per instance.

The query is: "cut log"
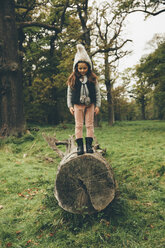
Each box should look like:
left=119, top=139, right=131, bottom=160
left=43, top=134, right=116, bottom=214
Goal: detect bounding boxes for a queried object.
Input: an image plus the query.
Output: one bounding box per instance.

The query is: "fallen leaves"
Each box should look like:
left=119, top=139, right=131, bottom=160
left=26, top=240, right=32, bottom=245
left=18, top=188, right=39, bottom=200
left=15, top=161, right=21, bottom=165
left=143, top=202, right=153, bottom=207
left=44, top=157, right=54, bottom=163
left=100, top=219, right=110, bottom=226
left=49, top=233, right=54, bottom=237
left=25, top=240, right=39, bottom=246
left=6, top=242, right=12, bottom=247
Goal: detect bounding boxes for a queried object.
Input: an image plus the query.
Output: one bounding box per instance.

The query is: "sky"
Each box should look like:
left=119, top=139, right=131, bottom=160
left=118, top=12, right=165, bottom=72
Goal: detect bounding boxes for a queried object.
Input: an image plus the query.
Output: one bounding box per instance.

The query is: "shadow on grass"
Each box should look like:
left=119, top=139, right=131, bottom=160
left=41, top=186, right=133, bottom=234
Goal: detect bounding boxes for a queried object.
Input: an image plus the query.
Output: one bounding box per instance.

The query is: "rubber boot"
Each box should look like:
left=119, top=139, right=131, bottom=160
left=76, top=138, right=84, bottom=155
left=85, top=137, right=94, bottom=153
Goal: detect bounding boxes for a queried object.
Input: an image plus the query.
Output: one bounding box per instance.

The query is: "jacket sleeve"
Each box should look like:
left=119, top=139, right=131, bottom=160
left=67, top=86, right=73, bottom=108
left=95, top=81, right=101, bottom=108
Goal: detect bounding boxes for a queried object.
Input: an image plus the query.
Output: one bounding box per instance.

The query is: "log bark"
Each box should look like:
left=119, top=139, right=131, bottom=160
left=43, top=134, right=116, bottom=214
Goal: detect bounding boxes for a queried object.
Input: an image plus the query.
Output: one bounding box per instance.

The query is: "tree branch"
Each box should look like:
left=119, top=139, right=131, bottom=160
left=18, top=21, right=61, bottom=32
left=91, top=39, right=132, bottom=57
left=42, top=133, right=77, bottom=158
left=125, top=8, right=165, bottom=16
left=15, top=5, right=33, bottom=10
left=42, top=133, right=65, bottom=158
left=59, top=0, right=69, bottom=30
left=95, top=8, right=104, bottom=41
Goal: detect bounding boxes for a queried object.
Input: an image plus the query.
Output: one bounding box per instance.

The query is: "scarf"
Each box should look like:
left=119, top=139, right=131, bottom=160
left=80, top=75, right=89, bottom=97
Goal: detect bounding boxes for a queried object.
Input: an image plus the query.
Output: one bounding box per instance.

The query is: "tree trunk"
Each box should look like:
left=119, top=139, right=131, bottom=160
left=43, top=134, right=116, bottom=215
left=141, top=96, right=146, bottom=120
left=105, top=53, right=115, bottom=126
left=0, top=0, right=25, bottom=137
left=77, top=0, right=91, bottom=48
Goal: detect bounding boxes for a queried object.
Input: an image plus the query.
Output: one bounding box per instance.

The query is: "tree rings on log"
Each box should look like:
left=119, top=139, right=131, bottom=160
left=54, top=152, right=115, bottom=214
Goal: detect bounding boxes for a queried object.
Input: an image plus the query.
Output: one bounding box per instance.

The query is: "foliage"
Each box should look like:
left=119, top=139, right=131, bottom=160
left=116, top=0, right=165, bottom=16
left=135, top=40, right=165, bottom=119
left=100, top=85, right=140, bottom=121
left=112, top=86, right=138, bottom=121
left=129, top=67, right=152, bottom=120
left=120, top=36, right=165, bottom=121
left=15, top=0, right=87, bottom=124
left=0, top=121, right=165, bottom=247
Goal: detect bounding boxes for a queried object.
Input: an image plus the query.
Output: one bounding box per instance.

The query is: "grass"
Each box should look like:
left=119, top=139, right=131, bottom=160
left=0, top=120, right=165, bottom=248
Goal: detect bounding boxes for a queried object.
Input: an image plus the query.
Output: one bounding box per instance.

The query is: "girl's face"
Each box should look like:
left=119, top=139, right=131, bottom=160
left=77, top=62, right=88, bottom=76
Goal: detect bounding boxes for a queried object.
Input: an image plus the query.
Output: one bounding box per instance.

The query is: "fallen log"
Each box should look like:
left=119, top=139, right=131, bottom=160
left=43, top=134, right=116, bottom=214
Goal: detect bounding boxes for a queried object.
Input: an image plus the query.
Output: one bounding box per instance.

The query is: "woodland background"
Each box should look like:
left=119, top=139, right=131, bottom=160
left=0, top=0, right=165, bottom=136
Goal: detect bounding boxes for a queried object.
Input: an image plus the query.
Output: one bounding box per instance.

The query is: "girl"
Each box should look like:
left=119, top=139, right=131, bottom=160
left=67, top=44, right=101, bottom=155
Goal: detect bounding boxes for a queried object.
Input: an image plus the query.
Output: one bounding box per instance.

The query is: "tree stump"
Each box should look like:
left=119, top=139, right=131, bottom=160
left=43, top=134, right=116, bottom=214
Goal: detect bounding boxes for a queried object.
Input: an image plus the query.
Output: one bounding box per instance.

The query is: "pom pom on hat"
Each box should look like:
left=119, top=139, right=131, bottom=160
left=73, top=44, right=92, bottom=71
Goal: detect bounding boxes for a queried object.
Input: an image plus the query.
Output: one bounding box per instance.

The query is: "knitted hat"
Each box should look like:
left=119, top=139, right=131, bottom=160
left=73, top=44, right=92, bottom=71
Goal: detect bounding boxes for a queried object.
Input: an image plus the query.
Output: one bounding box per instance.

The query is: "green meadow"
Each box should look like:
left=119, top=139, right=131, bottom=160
left=0, top=121, right=164, bottom=248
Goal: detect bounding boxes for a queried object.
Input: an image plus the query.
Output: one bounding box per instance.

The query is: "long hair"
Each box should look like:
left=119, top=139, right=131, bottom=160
left=67, top=61, right=97, bottom=88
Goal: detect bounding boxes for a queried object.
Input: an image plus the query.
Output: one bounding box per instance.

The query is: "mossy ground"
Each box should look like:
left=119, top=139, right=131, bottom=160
left=0, top=121, right=164, bottom=248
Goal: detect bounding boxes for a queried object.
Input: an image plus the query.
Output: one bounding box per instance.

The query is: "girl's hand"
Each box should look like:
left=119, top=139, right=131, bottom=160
left=95, top=107, right=100, bottom=115
left=69, top=107, right=74, bottom=115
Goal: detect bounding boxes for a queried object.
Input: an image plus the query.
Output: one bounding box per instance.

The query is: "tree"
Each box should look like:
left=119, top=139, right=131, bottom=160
left=121, top=66, right=152, bottom=120
left=43, top=133, right=116, bottom=214
left=136, top=39, right=165, bottom=119
left=0, top=0, right=25, bottom=136
left=130, top=76, right=151, bottom=120
left=0, top=0, right=72, bottom=135
left=16, top=0, right=71, bottom=124
left=91, top=1, right=131, bottom=125
left=122, top=35, right=165, bottom=120
left=112, top=85, right=133, bottom=121
left=21, top=0, right=86, bottom=124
